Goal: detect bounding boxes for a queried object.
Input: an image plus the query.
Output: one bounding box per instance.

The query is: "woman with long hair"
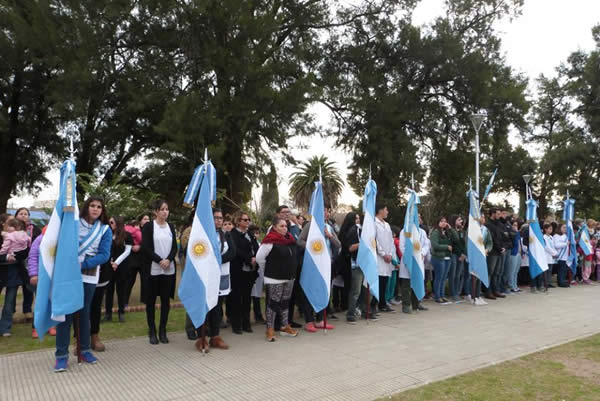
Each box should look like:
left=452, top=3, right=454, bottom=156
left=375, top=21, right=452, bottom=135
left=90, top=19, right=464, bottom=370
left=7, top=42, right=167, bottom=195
left=430, top=216, right=453, bottom=304
left=54, top=197, right=112, bottom=372
left=141, top=200, right=177, bottom=345
left=103, top=216, right=133, bottom=322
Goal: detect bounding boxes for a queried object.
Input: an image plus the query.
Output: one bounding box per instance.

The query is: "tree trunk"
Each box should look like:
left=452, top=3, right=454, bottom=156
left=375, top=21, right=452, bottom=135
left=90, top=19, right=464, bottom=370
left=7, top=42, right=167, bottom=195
left=221, top=131, right=246, bottom=214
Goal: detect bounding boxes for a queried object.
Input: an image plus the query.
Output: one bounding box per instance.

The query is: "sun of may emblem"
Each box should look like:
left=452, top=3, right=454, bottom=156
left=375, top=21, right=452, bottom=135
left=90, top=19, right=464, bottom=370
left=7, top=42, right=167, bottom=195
left=477, top=236, right=484, bottom=246
left=311, top=239, right=325, bottom=254
left=371, top=238, right=377, bottom=250
left=48, top=244, right=57, bottom=258
left=413, top=241, right=421, bottom=252
left=192, top=241, right=208, bottom=258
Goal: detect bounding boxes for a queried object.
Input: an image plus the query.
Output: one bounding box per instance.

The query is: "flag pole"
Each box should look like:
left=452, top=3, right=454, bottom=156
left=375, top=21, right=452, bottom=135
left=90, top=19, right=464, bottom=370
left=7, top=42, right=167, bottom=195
left=68, top=131, right=82, bottom=363
left=365, top=284, right=370, bottom=325
left=200, top=324, right=207, bottom=355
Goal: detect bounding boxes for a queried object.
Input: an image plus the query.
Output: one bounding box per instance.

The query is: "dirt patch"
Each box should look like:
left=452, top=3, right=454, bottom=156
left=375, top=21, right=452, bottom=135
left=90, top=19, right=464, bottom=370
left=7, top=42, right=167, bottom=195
left=547, top=354, right=600, bottom=385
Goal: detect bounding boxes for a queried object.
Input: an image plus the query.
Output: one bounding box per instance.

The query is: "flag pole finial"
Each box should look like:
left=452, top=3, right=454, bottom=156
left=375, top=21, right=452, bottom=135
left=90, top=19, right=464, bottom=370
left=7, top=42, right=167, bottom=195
left=69, top=134, right=75, bottom=161
left=319, top=164, right=322, bottom=183
left=369, top=163, right=372, bottom=181
left=411, top=173, right=415, bottom=190
left=203, top=148, right=208, bottom=164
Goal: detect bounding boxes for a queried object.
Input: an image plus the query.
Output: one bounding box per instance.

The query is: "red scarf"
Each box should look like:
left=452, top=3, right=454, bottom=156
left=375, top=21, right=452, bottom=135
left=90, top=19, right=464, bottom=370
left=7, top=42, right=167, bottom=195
left=262, top=230, right=296, bottom=246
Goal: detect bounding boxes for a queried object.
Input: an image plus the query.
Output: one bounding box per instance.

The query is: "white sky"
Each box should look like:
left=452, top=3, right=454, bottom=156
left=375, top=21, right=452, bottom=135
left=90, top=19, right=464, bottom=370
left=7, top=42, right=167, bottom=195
left=10, top=1, right=600, bottom=211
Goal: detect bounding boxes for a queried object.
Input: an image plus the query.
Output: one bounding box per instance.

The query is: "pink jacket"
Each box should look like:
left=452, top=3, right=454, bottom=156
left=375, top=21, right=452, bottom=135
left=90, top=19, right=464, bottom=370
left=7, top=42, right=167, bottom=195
left=125, top=225, right=142, bottom=246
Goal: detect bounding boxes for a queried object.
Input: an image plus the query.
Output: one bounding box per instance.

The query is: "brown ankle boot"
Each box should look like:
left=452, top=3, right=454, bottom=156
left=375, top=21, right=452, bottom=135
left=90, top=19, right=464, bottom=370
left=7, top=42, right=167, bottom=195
left=91, top=334, right=105, bottom=352
left=195, top=338, right=209, bottom=353
left=209, top=336, right=229, bottom=350
left=266, top=327, right=276, bottom=342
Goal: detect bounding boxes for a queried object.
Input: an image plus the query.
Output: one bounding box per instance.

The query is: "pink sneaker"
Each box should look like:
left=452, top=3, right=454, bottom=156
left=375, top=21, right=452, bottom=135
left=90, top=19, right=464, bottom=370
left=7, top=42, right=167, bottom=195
left=314, top=321, right=335, bottom=330
left=304, top=322, right=317, bottom=333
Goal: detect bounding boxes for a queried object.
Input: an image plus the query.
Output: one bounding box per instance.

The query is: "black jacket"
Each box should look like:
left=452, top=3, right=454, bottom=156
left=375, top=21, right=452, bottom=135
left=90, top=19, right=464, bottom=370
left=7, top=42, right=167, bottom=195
left=141, top=221, right=178, bottom=302
left=217, top=229, right=236, bottom=264
left=100, top=232, right=133, bottom=284
left=485, top=219, right=505, bottom=256
left=230, top=228, right=256, bottom=277
left=265, top=243, right=298, bottom=281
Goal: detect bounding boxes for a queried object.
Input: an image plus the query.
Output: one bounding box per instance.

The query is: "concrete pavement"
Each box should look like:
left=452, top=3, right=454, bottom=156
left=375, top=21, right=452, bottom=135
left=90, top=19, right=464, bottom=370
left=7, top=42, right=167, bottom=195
left=2, top=284, right=600, bottom=401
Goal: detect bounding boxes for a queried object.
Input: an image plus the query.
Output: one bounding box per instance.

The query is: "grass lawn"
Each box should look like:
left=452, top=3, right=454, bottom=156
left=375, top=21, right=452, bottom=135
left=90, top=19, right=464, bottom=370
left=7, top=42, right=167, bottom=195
left=0, top=308, right=188, bottom=355
left=384, top=334, right=600, bottom=401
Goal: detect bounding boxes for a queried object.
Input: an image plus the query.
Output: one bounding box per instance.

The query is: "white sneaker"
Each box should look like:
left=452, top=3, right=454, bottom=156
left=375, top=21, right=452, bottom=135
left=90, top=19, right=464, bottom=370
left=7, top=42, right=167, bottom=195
left=390, top=298, right=402, bottom=305
left=476, top=297, right=488, bottom=305
left=466, top=295, right=474, bottom=304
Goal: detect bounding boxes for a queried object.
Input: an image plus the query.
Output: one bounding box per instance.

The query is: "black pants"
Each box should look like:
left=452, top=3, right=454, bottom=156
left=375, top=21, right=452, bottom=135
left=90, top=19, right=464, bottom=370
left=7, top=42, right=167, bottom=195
left=106, top=268, right=128, bottom=315
left=90, top=285, right=107, bottom=335
left=332, top=286, right=344, bottom=309
left=126, top=262, right=143, bottom=305
left=185, top=296, right=224, bottom=337
left=400, top=278, right=419, bottom=309
left=371, top=275, right=389, bottom=310
left=229, top=271, right=255, bottom=330
left=145, top=275, right=173, bottom=330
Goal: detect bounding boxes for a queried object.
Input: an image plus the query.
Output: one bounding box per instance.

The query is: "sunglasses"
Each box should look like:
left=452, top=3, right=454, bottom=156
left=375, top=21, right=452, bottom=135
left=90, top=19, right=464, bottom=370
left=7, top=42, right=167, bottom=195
left=240, top=218, right=250, bottom=222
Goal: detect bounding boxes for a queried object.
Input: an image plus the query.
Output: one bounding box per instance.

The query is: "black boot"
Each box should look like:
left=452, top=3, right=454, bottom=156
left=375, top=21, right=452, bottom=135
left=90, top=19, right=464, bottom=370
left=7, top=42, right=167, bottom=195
left=159, top=327, right=169, bottom=344
left=242, top=317, right=253, bottom=333
left=148, top=325, right=159, bottom=345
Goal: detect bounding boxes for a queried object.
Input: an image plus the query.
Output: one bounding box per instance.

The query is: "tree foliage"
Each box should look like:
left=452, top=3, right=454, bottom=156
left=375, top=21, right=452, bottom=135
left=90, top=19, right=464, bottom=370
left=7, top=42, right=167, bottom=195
left=289, top=155, right=344, bottom=210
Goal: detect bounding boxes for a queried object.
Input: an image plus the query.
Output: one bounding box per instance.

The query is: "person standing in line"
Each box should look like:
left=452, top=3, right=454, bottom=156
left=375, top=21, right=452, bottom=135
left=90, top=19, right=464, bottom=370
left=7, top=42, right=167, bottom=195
left=338, top=213, right=365, bottom=324
left=256, top=216, right=299, bottom=342
left=249, top=224, right=265, bottom=323
left=13, top=207, right=41, bottom=324
left=297, top=205, right=341, bottom=330
left=103, top=216, right=133, bottom=323
left=229, top=212, right=258, bottom=334
left=0, top=214, right=26, bottom=338
left=398, top=224, right=430, bottom=313
left=371, top=204, right=395, bottom=313
left=554, top=224, right=570, bottom=288
left=53, top=197, right=112, bottom=372
left=125, top=214, right=149, bottom=307
left=484, top=208, right=505, bottom=299
left=141, top=200, right=177, bottom=345
left=542, top=223, right=558, bottom=288
left=190, top=208, right=236, bottom=352
left=430, top=216, right=453, bottom=304
left=448, top=215, right=467, bottom=303
left=505, top=220, right=522, bottom=293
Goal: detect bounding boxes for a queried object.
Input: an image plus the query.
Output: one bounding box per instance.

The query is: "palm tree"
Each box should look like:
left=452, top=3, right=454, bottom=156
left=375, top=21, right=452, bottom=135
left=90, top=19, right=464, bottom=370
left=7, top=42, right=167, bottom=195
left=289, top=155, right=344, bottom=210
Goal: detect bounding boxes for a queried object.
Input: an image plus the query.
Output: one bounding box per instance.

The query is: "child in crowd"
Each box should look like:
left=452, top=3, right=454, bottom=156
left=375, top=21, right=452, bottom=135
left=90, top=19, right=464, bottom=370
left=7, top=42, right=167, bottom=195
left=223, top=215, right=234, bottom=232
left=0, top=219, right=30, bottom=256
left=582, top=237, right=596, bottom=284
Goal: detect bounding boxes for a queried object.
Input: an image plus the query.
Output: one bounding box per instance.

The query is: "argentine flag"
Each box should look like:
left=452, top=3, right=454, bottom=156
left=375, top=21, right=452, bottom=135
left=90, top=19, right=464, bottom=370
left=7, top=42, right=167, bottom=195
left=563, top=198, right=578, bottom=273
left=578, top=222, right=593, bottom=256
left=183, top=160, right=217, bottom=207
left=401, top=191, right=425, bottom=300
left=526, top=198, right=549, bottom=279
left=178, top=162, right=222, bottom=328
left=357, top=179, right=379, bottom=300
left=34, top=160, right=83, bottom=340
left=300, top=181, right=331, bottom=312
left=466, top=189, right=489, bottom=287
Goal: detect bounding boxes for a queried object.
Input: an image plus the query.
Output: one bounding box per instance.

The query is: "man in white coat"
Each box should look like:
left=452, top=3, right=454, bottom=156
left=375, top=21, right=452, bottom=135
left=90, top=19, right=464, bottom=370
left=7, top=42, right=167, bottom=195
left=372, top=204, right=395, bottom=313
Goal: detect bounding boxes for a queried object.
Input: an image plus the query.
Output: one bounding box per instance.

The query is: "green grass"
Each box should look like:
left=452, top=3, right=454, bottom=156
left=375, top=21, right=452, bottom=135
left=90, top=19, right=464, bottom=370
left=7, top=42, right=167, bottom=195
left=385, top=334, right=600, bottom=401
left=0, top=308, right=188, bottom=355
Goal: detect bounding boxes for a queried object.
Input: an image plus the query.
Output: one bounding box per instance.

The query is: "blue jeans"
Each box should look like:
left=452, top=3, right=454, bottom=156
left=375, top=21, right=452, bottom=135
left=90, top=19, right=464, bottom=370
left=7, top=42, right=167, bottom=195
left=0, top=286, right=18, bottom=334
left=485, top=255, right=500, bottom=295
left=55, top=282, right=96, bottom=359
left=432, top=258, right=451, bottom=300
left=448, top=254, right=464, bottom=298
left=557, top=260, right=569, bottom=286
left=504, top=253, right=520, bottom=291
left=347, top=267, right=364, bottom=319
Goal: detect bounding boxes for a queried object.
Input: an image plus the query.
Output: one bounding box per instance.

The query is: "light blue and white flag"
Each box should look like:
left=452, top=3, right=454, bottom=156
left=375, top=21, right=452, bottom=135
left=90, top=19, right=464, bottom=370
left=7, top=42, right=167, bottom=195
left=563, top=197, right=578, bottom=273
left=479, top=168, right=498, bottom=210
left=357, top=179, right=379, bottom=300
left=467, top=189, right=489, bottom=287
left=578, top=221, right=593, bottom=256
left=183, top=160, right=217, bottom=207
left=34, top=160, right=83, bottom=340
left=178, top=162, right=222, bottom=328
left=526, top=198, right=549, bottom=279
left=300, top=181, right=331, bottom=312
left=401, top=191, right=425, bottom=300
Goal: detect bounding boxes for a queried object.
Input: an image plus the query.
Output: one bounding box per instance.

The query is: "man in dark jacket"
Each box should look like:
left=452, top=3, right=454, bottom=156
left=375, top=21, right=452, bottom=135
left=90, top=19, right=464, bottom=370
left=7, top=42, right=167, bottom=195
left=497, top=209, right=516, bottom=294
left=484, top=208, right=505, bottom=299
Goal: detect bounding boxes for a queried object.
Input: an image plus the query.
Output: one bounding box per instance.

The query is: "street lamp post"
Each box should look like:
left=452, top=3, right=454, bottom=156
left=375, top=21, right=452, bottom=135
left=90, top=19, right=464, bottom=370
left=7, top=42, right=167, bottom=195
left=470, top=113, right=486, bottom=197
left=523, top=174, right=532, bottom=200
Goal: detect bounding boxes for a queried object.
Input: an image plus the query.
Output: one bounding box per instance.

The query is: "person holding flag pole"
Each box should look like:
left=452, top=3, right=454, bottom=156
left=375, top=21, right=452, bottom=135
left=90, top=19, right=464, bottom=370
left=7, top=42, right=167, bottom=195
left=178, top=152, right=223, bottom=353
left=399, top=178, right=428, bottom=313
left=560, top=193, right=578, bottom=285
left=524, top=180, right=549, bottom=293
left=355, top=171, right=379, bottom=322
left=298, top=167, right=338, bottom=332
left=36, top=155, right=112, bottom=372
left=578, top=219, right=593, bottom=283
left=466, top=182, right=490, bottom=306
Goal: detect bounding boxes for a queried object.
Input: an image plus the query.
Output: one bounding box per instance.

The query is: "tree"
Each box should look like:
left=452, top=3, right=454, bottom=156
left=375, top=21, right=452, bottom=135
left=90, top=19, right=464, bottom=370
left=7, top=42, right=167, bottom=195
left=257, top=163, right=280, bottom=229
left=321, top=0, right=529, bottom=219
left=0, top=2, right=65, bottom=212
left=289, top=155, right=344, bottom=210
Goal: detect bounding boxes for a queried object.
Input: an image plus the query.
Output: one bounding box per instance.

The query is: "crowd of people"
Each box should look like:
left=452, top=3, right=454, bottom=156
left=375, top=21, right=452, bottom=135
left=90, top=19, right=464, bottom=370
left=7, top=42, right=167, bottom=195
left=1, top=199, right=599, bottom=372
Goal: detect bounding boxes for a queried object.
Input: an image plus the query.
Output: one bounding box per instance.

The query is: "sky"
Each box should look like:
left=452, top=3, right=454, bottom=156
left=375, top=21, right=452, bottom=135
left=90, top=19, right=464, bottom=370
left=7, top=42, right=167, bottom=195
left=9, top=0, right=600, bottom=211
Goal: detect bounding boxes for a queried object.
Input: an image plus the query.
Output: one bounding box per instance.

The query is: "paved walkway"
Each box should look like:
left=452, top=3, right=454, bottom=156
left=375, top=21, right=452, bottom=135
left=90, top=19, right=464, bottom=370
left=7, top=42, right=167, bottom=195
left=2, top=284, right=600, bottom=401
